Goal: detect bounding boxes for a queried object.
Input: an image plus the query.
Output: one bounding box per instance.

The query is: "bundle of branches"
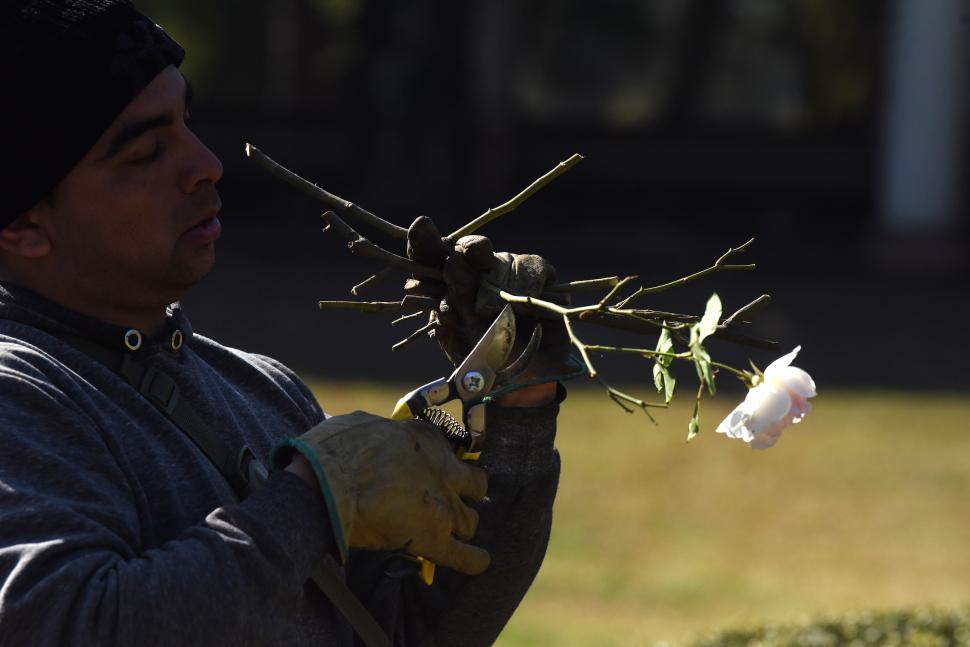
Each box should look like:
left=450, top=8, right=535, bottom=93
left=246, top=144, right=779, bottom=440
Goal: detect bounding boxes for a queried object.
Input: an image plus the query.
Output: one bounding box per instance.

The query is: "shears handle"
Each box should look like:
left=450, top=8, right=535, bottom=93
left=391, top=377, right=451, bottom=585
left=392, top=377, right=452, bottom=420
left=391, top=380, right=488, bottom=585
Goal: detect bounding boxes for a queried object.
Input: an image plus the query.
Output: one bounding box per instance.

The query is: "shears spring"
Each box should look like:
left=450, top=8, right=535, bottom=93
left=417, top=407, right=470, bottom=447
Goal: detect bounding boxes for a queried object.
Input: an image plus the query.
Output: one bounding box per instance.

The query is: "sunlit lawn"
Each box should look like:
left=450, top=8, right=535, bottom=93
left=308, top=382, right=970, bottom=646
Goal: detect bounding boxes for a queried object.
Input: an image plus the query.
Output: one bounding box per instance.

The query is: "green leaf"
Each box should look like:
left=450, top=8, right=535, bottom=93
left=687, top=395, right=701, bottom=441
left=697, top=293, right=722, bottom=343
left=652, top=362, right=677, bottom=403
left=687, top=417, right=699, bottom=441
left=652, top=325, right=676, bottom=400
left=694, top=353, right=715, bottom=395
left=690, top=336, right=716, bottom=395
left=663, top=368, right=676, bottom=403
left=690, top=300, right=720, bottom=396
left=654, top=326, right=674, bottom=367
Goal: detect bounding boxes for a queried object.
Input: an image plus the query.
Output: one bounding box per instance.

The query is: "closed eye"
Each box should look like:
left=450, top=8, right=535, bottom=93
left=102, top=78, right=193, bottom=163
left=126, top=141, right=163, bottom=166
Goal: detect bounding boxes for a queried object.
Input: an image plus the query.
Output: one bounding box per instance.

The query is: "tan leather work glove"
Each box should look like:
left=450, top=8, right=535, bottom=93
left=271, top=411, right=490, bottom=574
left=406, top=216, right=572, bottom=377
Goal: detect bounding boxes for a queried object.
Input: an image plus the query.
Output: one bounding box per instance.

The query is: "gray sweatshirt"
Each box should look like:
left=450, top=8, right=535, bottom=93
left=0, top=283, right=560, bottom=647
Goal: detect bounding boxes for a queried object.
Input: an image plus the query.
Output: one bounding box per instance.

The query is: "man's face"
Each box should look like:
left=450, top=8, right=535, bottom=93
left=38, top=65, right=223, bottom=310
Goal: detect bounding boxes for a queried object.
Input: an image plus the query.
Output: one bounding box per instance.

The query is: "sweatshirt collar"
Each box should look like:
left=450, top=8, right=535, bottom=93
left=0, top=281, right=194, bottom=357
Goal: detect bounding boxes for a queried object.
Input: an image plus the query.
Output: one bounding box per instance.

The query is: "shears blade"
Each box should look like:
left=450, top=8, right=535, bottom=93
left=390, top=304, right=516, bottom=421
left=450, top=304, right=516, bottom=403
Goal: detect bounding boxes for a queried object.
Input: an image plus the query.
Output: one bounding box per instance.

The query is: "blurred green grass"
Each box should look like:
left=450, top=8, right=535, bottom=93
left=306, top=381, right=970, bottom=646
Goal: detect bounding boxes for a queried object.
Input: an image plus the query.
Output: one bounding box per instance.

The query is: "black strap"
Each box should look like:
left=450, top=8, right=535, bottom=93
left=56, top=333, right=391, bottom=647
left=121, top=355, right=261, bottom=497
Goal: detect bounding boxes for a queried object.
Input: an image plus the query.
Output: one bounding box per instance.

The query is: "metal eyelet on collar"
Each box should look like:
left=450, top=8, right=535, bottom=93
left=124, top=329, right=143, bottom=351
left=169, top=329, right=184, bottom=351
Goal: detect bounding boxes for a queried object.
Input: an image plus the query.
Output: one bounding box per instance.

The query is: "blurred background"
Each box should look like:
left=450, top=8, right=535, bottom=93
left=136, top=1, right=969, bottom=643
left=136, top=0, right=968, bottom=390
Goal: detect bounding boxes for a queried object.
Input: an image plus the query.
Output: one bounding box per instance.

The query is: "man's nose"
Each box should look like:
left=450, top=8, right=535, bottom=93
left=178, top=129, right=224, bottom=193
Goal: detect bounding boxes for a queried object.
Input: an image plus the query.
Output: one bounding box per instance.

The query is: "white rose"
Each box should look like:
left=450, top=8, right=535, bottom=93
left=715, top=346, right=816, bottom=449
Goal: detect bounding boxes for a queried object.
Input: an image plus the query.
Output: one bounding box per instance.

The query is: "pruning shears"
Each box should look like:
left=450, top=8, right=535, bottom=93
left=391, top=303, right=541, bottom=584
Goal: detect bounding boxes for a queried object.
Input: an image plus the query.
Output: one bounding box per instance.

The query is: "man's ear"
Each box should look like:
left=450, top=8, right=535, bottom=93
left=0, top=204, right=53, bottom=259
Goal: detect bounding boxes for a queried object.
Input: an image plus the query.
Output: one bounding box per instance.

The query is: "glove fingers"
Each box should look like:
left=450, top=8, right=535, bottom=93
left=509, top=254, right=554, bottom=297
left=442, top=253, right=486, bottom=345
left=427, top=233, right=571, bottom=374
left=433, top=305, right=474, bottom=363
left=485, top=252, right=515, bottom=293
left=407, top=216, right=450, bottom=266
left=404, top=277, right=447, bottom=300
left=448, top=492, right=480, bottom=541
left=452, top=462, right=488, bottom=501
left=443, top=253, right=482, bottom=303
left=472, top=252, right=514, bottom=318
left=439, top=538, right=491, bottom=575
left=454, top=235, right=495, bottom=272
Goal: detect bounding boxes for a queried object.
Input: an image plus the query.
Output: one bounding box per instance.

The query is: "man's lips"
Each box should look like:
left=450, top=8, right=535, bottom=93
left=183, top=203, right=223, bottom=243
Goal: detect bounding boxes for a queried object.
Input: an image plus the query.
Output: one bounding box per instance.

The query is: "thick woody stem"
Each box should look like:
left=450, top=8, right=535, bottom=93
left=599, top=379, right=665, bottom=419
left=392, top=321, right=436, bottom=352
left=616, top=238, right=757, bottom=308
left=606, top=386, right=635, bottom=413
left=584, top=345, right=686, bottom=360
left=598, top=275, right=638, bottom=307
left=620, top=309, right=697, bottom=323
left=351, top=268, right=394, bottom=296
left=402, top=295, right=439, bottom=312
left=245, top=143, right=408, bottom=239
left=549, top=276, right=621, bottom=292
left=321, top=212, right=442, bottom=280
left=715, top=238, right=756, bottom=265
left=487, top=283, right=777, bottom=351
left=486, top=280, right=772, bottom=388
left=709, top=330, right=778, bottom=351
left=318, top=295, right=437, bottom=314
left=581, top=308, right=777, bottom=350
left=563, top=315, right=597, bottom=378
left=392, top=311, right=426, bottom=326
left=722, top=294, right=771, bottom=327
left=711, top=361, right=749, bottom=380
left=447, top=153, right=584, bottom=241
left=482, top=281, right=600, bottom=317
left=577, top=310, right=671, bottom=332
left=583, top=344, right=748, bottom=379
left=318, top=300, right=405, bottom=313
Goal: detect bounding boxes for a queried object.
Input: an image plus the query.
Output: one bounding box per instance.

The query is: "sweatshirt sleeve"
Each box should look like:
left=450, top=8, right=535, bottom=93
left=0, top=365, right=336, bottom=647
left=345, top=389, right=563, bottom=646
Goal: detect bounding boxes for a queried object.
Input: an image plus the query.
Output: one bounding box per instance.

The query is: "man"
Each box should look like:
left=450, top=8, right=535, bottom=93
left=0, top=2, right=567, bottom=645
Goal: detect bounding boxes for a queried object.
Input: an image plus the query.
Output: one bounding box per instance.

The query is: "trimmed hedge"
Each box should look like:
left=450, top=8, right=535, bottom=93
left=692, top=608, right=970, bottom=647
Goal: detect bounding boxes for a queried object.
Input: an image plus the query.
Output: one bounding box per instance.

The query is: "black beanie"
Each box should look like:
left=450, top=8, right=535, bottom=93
left=1, top=0, right=184, bottom=227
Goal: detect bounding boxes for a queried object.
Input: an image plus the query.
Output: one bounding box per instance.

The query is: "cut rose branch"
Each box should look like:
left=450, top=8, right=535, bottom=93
left=247, top=143, right=817, bottom=448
